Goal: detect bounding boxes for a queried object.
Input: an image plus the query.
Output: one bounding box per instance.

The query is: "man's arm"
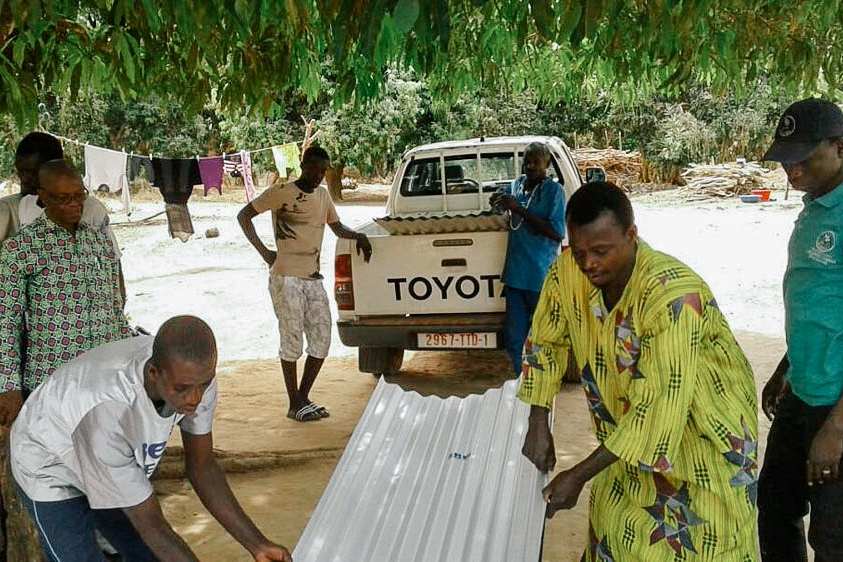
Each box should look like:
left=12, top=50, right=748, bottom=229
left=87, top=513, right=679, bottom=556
left=237, top=203, right=276, bottom=267
left=490, top=192, right=562, bottom=242
left=522, top=405, right=556, bottom=472
left=329, top=221, right=372, bottom=262
left=510, top=204, right=563, bottom=242
left=182, top=431, right=292, bottom=562
left=762, top=354, right=789, bottom=420
left=118, top=261, right=127, bottom=306
left=543, top=444, right=618, bottom=517
left=0, top=244, right=27, bottom=425
left=72, top=402, right=201, bottom=561
left=808, top=378, right=843, bottom=486
left=123, top=494, right=200, bottom=562
left=768, top=351, right=843, bottom=485
left=518, top=265, right=571, bottom=472
left=86, top=198, right=127, bottom=307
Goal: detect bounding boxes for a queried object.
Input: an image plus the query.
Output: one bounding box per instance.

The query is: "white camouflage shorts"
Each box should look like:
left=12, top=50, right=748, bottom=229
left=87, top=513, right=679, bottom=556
left=268, top=274, right=332, bottom=361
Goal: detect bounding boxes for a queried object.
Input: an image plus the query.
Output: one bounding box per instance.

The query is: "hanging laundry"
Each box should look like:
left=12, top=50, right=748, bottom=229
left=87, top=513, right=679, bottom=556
left=240, top=150, right=256, bottom=202
left=272, top=143, right=302, bottom=178
left=127, top=155, right=155, bottom=184
left=84, top=146, right=129, bottom=212
left=121, top=171, right=132, bottom=215
left=164, top=203, right=194, bottom=243
left=151, top=158, right=201, bottom=205
left=197, top=156, right=224, bottom=196
left=223, top=153, right=243, bottom=178
left=152, top=158, right=201, bottom=241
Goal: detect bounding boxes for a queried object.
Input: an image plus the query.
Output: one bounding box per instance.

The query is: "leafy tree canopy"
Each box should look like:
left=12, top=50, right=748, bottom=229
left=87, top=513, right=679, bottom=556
left=1, top=0, right=839, bottom=123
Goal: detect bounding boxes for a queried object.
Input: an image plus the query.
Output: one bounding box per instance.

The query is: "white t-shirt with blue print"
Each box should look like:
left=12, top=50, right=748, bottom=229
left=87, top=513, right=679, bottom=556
left=10, top=336, right=217, bottom=509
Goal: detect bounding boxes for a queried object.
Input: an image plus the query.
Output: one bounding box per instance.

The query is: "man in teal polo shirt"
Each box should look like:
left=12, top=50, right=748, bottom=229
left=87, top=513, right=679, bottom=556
left=759, top=98, right=843, bottom=562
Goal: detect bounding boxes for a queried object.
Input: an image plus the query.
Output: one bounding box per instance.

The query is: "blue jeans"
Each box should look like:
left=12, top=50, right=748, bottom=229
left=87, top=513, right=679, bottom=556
left=504, top=286, right=541, bottom=376
left=758, top=391, right=843, bottom=562
left=17, top=486, right=156, bottom=562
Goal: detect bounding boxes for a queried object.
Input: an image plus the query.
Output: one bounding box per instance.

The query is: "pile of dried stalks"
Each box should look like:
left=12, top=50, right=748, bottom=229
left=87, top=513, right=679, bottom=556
left=572, top=148, right=643, bottom=185
left=678, top=161, right=773, bottom=199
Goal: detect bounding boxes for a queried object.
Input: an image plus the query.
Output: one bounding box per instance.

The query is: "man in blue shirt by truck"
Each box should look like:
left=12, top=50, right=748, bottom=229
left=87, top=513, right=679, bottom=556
left=490, top=142, right=566, bottom=376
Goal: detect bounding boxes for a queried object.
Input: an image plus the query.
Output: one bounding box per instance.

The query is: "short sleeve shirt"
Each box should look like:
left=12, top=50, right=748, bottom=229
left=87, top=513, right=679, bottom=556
left=0, top=216, right=129, bottom=392
left=10, top=336, right=217, bottom=508
left=783, top=185, right=843, bottom=406
left=501, top=176, right=566, bottom=292
left=0, top=193, right=22, bottom=247
left=251, top=181, right=339, bottom=278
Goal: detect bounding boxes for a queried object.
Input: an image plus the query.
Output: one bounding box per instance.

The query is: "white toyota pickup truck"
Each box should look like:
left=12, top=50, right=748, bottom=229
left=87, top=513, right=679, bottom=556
left=334, top=135, right=600, bottom=375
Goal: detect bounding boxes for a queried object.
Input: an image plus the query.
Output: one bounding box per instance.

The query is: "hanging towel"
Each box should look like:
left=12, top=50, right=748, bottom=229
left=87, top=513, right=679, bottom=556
left=164, top=203, right=194, bottom=243
left=240, top=150, right=256, bottom=202
left=128, top=155, right=155, bottom=184
left=272, top=143, right=302, bottom=178
left=120, top=172, right=132, bottom=214
left=84, top=146, right=128, bottom=208
left=197, top=156, right=224, bottom=196
left=151, top=158, right=201, bottom=205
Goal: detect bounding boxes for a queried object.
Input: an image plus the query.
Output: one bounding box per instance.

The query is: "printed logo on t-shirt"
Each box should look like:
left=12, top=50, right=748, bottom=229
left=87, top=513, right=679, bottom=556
left=141, top=441, right=167, bottom=477
left=809, top=230, right=838, bottom=265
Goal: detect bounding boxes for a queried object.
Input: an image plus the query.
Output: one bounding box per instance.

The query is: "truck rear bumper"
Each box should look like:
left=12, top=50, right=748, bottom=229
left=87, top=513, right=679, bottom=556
left=337, top=313, right=505, bottom=349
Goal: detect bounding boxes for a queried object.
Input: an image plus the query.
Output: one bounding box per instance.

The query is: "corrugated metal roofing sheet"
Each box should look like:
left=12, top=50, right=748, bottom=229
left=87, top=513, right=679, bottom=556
left=374, top=212, right=508, bottom=235
left=292, top=378, right=547, bottom=562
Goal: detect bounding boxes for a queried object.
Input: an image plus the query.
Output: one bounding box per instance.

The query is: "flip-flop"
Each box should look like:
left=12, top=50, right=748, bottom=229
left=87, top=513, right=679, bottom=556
left=308, top=402, right=330, bottom=419
left=287, top=403, right=321, bottom=422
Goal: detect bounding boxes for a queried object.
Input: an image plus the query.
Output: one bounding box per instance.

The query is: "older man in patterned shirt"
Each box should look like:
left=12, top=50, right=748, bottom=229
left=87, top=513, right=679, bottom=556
left=0, top=159, right=129, bottom=419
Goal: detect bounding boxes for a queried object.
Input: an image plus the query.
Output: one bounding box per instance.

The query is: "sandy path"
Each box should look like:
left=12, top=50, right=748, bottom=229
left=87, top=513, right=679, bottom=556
left=157, top=332, right=783, bottom=561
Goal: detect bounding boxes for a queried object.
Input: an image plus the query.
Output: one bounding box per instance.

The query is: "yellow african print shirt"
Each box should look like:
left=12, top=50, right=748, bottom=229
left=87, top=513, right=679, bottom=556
left=518, top=240, right=758, bottom=562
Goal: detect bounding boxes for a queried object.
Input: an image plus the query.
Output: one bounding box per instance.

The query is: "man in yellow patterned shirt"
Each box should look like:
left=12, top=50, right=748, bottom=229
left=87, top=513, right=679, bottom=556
left=519, top=182, right=758, bottom=561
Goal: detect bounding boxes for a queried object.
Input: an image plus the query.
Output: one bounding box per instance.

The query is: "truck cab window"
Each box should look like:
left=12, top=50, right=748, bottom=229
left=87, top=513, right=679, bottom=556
left=400, top=153, right=521, bottom=197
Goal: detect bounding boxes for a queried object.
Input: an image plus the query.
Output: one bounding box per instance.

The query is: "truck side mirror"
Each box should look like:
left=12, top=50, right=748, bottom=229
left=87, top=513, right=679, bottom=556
left=585, top=167, right=606, bottom=183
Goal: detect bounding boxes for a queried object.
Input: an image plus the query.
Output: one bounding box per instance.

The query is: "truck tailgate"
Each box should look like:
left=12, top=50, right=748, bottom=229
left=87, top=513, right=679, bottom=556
left=348, top=230, right=507, bottom=316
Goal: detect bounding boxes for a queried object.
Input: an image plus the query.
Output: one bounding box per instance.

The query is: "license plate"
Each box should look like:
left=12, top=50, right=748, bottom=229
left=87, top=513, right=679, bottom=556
left=417, top=332, right=497, bottom=349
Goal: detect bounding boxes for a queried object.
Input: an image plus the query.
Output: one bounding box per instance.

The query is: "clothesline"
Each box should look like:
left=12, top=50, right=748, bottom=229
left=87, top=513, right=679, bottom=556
left=45, top=130, right=302, bottom=160
left=31, top=130, right=310, bottom=244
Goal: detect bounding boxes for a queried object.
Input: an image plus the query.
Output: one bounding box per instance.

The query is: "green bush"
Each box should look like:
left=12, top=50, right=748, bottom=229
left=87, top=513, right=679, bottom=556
left=644, top=106, right=717, bottom=182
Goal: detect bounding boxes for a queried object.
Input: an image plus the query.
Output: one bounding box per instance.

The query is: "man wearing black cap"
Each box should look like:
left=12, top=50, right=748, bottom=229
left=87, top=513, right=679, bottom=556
left=759, top=98, right=843, bottom=561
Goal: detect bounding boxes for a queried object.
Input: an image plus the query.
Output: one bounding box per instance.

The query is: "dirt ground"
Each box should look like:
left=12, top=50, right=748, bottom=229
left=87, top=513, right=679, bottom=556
left=156, top=331, right=784, bottom=561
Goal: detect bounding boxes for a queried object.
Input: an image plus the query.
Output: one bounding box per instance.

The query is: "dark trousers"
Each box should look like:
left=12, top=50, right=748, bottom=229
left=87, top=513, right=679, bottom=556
left=17, top=485, right=156, bottom=562
left=504, top=286, right=541, bottom=376
left=758, top=391, right=843, bottom=562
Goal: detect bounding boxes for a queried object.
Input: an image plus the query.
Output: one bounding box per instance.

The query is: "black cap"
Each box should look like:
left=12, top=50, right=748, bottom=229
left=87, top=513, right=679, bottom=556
left=763, top=99, right=843, bottom=163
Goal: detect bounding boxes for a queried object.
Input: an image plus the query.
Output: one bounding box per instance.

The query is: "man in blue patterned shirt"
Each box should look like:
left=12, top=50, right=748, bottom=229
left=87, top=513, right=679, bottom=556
left=0, top=160, right=129, bottom=424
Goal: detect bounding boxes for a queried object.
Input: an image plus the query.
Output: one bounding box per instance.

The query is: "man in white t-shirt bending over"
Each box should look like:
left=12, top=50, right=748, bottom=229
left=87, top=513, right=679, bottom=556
left=10, top=315, right=291, bottom=562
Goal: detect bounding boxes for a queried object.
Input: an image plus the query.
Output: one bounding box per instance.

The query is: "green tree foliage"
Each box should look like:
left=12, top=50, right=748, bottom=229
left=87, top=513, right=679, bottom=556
left=425, top=90, right=544, bottom=141
left=2, top=0, right=843, bottom=124
left=319, top=69, right=427, bottom=178
left=0, top=114, right=17, bottom=176
left=41, top=94, right=213, bottom=156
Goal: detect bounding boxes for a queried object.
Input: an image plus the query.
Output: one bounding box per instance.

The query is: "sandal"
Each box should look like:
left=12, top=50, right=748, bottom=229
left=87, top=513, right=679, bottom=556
left=308, top=402, right=330, bottom=419
left=287, top=403, right=321, bottom=422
